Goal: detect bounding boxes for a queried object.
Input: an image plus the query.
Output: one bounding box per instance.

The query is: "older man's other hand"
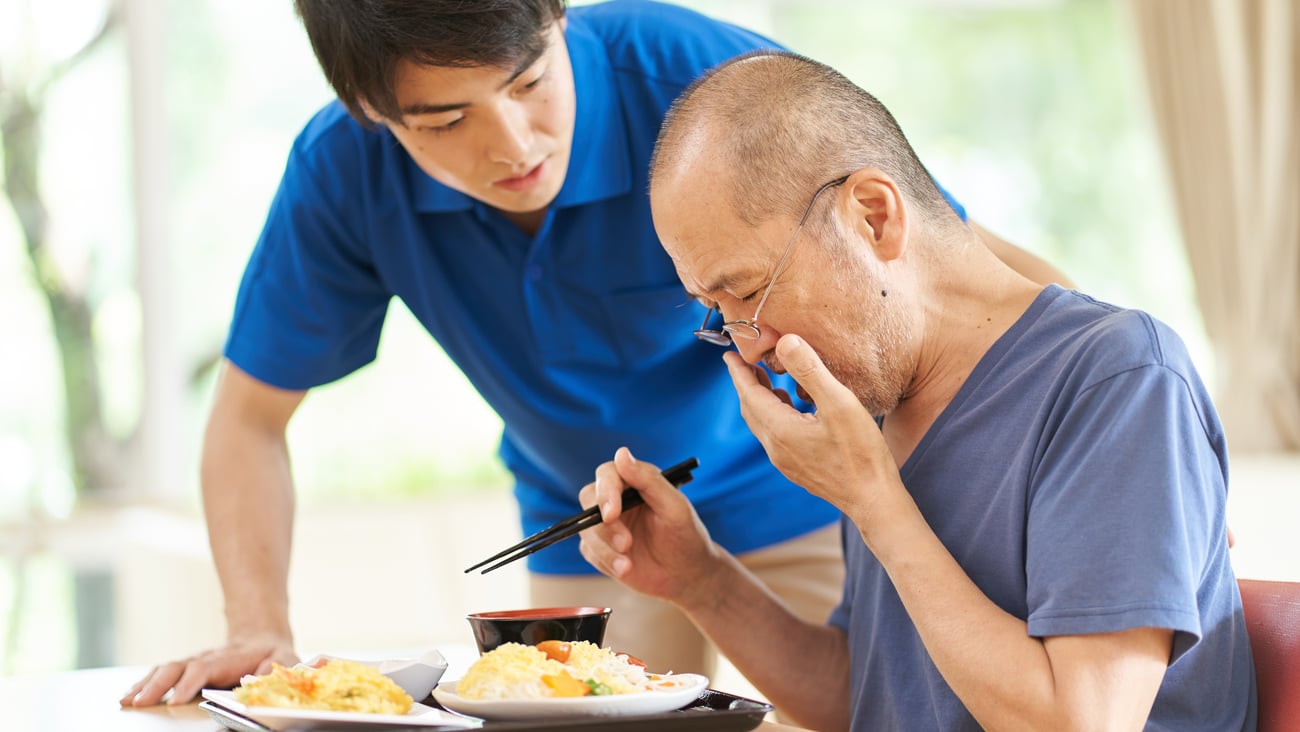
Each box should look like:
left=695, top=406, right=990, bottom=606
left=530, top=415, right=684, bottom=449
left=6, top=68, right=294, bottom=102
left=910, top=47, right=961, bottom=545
left=577, top=448, right=723, bottom=609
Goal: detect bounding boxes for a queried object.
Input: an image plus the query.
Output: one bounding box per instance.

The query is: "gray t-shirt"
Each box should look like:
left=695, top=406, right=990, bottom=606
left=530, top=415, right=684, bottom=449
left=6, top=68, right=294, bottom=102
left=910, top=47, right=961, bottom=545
left=829, top=286, right=1256, bottom=731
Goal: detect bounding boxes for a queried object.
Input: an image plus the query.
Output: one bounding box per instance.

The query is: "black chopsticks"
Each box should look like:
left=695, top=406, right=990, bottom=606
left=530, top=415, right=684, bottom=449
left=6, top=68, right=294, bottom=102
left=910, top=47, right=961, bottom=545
left=464, top=457, right=699, bottom=575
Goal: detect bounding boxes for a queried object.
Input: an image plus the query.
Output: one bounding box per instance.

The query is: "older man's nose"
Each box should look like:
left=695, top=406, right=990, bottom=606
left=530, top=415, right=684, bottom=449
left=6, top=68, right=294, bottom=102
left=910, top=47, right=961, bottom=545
left=732, top=336, right=768, bottom=365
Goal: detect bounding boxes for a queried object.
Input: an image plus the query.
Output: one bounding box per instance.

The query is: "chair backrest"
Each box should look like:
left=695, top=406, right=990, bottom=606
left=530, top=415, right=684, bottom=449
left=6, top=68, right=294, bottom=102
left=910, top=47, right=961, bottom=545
left=1238, top=578, right=1300, bottom=732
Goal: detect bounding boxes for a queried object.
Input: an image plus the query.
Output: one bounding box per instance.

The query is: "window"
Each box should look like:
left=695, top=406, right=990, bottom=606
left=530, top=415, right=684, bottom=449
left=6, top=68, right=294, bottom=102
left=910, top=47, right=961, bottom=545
left=0, top=0, right=1206, bottom=674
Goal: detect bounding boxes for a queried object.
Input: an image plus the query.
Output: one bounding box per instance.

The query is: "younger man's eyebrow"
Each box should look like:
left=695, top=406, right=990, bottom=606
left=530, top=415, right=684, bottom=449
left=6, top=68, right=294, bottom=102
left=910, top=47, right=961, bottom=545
left=399, top=43, right=550, bottom=117
left=499, top=43, right=548, bottom=89
left=401, top=100, right=469, bottom=116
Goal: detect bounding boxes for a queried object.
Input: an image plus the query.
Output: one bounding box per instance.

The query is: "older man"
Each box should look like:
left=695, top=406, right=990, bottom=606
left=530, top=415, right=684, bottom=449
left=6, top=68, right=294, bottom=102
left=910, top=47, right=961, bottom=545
left=578, top=51, right=1255, bottom=731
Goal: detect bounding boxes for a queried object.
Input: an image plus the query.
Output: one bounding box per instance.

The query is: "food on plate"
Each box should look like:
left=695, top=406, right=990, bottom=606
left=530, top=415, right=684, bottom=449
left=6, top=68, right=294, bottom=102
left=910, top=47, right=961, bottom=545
left=233, top=658, right=413, bottom=714
left=456, top=641, right=673, bottom=700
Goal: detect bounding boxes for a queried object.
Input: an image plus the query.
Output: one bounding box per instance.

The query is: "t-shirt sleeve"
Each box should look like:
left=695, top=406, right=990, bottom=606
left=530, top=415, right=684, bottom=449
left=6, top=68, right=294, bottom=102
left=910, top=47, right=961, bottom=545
left=223, top=132, right=391, bottom=390
left=1024, top=363, right=1223, bottom=663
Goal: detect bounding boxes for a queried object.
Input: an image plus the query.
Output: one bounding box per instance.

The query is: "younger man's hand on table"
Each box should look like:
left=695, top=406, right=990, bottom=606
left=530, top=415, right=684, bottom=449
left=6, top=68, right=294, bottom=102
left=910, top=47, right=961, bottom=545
left=119, top=634, right=297, bottom=706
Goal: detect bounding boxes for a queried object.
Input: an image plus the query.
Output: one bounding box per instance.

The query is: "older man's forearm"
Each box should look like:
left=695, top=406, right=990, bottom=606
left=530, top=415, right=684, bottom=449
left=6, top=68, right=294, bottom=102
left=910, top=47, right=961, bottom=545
left=679, top=548, right=852, bottom=732
left=857, top=494, right=1167, bottom=732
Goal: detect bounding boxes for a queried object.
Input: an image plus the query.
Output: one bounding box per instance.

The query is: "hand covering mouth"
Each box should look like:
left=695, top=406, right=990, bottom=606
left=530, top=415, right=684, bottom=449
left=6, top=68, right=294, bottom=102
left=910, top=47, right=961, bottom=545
left=764, top=354, right=815, bottom=406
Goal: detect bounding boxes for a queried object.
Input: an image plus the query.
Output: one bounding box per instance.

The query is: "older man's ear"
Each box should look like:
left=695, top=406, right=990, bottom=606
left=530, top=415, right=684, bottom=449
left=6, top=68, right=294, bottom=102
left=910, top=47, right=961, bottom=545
left=844, top=169, right=908, bottom=262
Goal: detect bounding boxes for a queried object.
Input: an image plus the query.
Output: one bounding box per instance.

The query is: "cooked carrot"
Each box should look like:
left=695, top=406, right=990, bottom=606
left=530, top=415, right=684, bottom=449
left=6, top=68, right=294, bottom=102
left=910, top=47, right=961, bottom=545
left=615, top=651, right=647, bottom=669
left=535, top=640, right=572, bottom=663
left=541, top=670, right=590, bottom=697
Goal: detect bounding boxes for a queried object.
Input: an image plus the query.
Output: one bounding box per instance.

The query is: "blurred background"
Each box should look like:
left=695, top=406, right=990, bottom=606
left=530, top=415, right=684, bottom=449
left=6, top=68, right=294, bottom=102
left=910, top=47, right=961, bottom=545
left=1, top=0, right=1296, bottom=678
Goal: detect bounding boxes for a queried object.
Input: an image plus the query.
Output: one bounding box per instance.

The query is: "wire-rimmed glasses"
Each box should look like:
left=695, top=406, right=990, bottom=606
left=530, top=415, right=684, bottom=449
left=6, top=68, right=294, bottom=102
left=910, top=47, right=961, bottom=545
left=693, top=175, right=850, bottom=347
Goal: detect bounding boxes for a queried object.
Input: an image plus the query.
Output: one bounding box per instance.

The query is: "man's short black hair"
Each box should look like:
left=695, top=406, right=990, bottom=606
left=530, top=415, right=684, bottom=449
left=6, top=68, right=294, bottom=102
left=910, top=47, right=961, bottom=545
left=295, top=0, right=568, bottom=124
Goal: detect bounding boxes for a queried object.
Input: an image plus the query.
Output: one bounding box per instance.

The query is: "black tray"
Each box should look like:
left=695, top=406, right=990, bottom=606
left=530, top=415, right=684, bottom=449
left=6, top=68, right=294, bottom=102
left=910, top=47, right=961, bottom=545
left=199, top=688, right=774, bottom=732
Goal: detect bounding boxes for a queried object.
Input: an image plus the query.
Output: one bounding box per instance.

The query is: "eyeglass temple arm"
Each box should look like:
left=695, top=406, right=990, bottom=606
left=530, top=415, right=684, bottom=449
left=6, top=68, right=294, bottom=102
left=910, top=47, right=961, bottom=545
left=751, top=175, right=851, bottom=327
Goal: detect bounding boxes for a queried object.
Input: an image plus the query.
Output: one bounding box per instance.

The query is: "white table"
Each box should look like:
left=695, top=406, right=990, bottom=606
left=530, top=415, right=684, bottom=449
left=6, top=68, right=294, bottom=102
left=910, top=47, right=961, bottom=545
left=1, top=665, right=810, bottom=731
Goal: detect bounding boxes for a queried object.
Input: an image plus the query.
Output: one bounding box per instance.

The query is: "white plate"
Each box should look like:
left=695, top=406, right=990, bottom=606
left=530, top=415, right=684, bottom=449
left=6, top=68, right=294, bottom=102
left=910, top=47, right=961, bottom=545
left=431, top=673, right=708, bottom=721
left=200, top=689, right=480, bottom=730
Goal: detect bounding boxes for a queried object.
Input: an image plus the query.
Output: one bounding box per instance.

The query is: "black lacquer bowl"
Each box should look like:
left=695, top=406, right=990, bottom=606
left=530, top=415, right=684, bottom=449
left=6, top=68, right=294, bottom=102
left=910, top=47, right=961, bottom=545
left=467, top=606, right=612, bottom=653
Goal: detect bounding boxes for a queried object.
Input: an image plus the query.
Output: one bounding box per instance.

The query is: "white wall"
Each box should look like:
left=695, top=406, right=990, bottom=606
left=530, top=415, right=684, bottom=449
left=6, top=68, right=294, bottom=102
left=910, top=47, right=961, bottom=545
left=1225, top=453, right=1300, bottom=582
left=113, top=491, right=528, bottom=666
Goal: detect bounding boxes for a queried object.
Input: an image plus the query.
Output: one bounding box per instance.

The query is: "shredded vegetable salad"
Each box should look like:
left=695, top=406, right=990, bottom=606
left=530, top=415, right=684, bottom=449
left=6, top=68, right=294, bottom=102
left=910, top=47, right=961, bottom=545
left=456, top=641, right=685, bottom=701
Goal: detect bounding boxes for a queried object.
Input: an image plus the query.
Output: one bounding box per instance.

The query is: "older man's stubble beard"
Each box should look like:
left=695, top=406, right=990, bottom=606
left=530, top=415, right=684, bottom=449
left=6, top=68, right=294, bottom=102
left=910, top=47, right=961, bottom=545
left=819, top=298, right=911, bottom=418
left=821, top=232, right=914, bottom=417
left=757, top=220, right=913, bottom=416
left=776, top=255, right=912, bottom=418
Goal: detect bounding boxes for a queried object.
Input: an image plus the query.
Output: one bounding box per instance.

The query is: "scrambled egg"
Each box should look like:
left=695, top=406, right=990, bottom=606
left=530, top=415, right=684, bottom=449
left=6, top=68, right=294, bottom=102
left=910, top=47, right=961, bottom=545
left=234, top=658, right=413, bottom=714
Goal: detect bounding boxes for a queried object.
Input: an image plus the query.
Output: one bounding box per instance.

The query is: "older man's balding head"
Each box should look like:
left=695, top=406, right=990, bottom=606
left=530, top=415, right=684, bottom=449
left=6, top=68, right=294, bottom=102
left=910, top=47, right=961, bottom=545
left=649, top=51, right=958, bottom=230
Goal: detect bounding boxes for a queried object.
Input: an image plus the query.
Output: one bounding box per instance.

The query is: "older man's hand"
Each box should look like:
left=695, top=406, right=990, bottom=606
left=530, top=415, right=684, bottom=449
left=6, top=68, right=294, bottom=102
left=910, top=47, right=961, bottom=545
left=577, top=448, right=724, bottom=608
left=723, top=335, right=901, bottom=524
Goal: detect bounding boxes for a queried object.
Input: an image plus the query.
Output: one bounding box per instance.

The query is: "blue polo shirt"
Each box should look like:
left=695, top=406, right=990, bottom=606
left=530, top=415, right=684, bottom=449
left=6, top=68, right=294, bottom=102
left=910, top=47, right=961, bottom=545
left=225, top=0, right=961, bottom=573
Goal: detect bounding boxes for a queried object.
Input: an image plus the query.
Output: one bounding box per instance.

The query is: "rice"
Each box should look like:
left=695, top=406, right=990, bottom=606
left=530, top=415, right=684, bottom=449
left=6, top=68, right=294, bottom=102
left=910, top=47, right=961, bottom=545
left=455, top=644, right=566, bottom=700
left=563, top=642, right=649, bottom=694
left=456, top=642, right=650, bottom=700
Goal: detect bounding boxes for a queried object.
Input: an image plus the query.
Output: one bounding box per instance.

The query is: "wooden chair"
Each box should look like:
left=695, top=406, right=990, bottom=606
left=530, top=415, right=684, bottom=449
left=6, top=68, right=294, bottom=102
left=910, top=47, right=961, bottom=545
left=1237, top=578, right=1300, bottom=732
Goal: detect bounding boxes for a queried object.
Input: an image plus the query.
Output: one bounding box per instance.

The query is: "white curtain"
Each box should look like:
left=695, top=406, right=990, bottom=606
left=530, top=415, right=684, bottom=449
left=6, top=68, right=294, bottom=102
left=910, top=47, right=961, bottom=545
left=1127, top=0, right=1300, bottom=453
